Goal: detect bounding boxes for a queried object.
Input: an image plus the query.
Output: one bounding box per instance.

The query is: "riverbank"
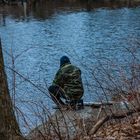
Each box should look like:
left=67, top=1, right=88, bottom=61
left=0, top=0, right=140, bottom=8
left=26, top=102, right=140, bottom=140
left=94, top=114, right=140, bottom=140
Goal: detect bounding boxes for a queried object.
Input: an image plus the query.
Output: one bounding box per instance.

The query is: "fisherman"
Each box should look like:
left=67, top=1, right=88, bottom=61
left=48, top=56, right=84, bottom=108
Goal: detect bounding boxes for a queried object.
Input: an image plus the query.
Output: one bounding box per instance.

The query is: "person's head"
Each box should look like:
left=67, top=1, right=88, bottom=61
left=60, top=56, right=71, bottom=67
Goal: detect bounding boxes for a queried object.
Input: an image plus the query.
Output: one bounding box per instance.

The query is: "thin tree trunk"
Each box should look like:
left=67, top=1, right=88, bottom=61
left=0, top=38, right=24, bottom=140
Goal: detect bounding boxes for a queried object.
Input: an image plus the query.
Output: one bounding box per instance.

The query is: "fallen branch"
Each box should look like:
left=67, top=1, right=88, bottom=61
left=89, top=107, right=140, bottom=135
left=84, top=101, right=114, bottom=108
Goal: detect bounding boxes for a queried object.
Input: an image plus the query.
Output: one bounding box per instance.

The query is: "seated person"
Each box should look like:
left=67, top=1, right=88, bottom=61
left=49, top=56, right=84, bottom=107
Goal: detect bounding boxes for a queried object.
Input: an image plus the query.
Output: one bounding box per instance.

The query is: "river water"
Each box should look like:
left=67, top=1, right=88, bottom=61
left=0, top=1, right=140, bottom=134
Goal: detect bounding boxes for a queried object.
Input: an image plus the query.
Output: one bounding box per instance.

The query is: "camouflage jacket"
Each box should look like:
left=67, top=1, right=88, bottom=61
left=53, top=63, right=84, bottom=100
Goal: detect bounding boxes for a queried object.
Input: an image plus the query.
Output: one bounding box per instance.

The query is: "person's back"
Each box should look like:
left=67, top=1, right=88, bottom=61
left=49, top=56, right=84, bottom=107
left=58, top=63, right=83, bottom=100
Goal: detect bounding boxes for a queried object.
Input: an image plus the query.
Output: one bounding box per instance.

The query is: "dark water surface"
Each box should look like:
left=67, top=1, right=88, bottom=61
left=0, top=1, right=140, bottom=134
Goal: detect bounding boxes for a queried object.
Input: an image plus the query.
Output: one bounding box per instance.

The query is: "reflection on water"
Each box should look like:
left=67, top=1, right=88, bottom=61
left=0, top=0, right=140, bottom=134
left=0, top=0, right=140, bottom=21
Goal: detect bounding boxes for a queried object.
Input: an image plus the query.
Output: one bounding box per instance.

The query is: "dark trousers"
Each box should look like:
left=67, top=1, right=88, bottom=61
left=48, top=85, right=66, bottom=106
